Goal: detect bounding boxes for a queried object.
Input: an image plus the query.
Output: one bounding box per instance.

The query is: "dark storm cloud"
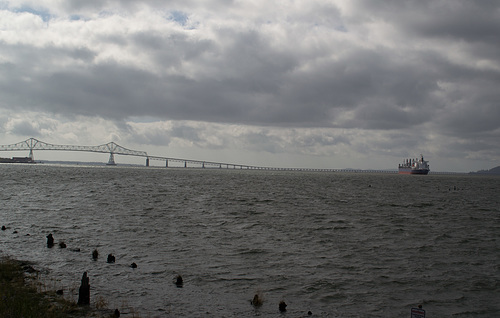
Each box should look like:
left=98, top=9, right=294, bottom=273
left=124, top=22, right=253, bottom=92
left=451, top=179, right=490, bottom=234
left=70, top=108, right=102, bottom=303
left=9, top=120, right=40, bottom=136
left=2, top=26, right=299, bottom=124
left=404, top=1, right=499, bottom=42
left=2, top=27, right=497, bottom=133
left=346, top=0, right=500, bottom=136
left=0, top=42, right=96, bottom=112
left=354, top=0, right=500, bottom=58
left=281, top=48, right=444, bottom=129
left=2, top=1, right=498, bottom=131
left=128, top=31, right=216, bottom=73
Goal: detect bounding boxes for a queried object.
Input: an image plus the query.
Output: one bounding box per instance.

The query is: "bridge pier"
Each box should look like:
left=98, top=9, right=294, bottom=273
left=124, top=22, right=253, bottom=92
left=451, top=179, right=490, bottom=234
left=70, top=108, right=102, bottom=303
left=107, top=153, right=116, bottom=166
left=165, top=160, right=168, bottom=168
left=146, top=157, right=149, bottom=167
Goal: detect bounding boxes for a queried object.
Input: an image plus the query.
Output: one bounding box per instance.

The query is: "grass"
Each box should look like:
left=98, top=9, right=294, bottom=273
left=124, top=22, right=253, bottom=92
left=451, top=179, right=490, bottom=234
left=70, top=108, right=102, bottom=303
left=0, top=258, right=116, bottom=318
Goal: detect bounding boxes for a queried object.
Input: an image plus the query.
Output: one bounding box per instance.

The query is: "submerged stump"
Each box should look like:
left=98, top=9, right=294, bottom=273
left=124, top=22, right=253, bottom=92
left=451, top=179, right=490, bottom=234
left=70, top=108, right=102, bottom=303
left=107, top=254, right=115, bottom=263
left=279, top=300, right=287, bottom=312
left=175, top=275, right=183, bottom=288
left=251, top=293, right=263, bottom=307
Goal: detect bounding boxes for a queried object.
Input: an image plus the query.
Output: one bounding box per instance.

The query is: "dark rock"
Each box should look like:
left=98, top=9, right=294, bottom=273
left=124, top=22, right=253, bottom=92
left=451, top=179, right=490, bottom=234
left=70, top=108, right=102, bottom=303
left=92, top=249, right=99, bottom=260
left=114, top=309, right=120, bottom=317
left=56, top=289, right=64, bottom=295
left=130, top=262, right=137, bottom=268
left=1, top=225, right=6, bottom=231
left=59, top=242, right=67, bottom=248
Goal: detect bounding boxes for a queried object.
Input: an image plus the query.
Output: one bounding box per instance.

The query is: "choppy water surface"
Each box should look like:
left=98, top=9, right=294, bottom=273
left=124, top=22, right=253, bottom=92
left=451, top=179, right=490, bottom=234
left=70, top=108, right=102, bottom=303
left=0, top=164, right=499, bottom=317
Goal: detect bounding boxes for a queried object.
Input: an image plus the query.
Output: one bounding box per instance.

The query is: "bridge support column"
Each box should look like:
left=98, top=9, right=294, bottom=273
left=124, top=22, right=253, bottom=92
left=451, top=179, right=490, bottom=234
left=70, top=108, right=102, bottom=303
left=29, top=149, right=34, bottom=160
left=107, top=153, right=116, bottom=166
left=165, top=160, right=168, bottom=168
left=146, top=157, right=149, bottom=167
left=184, top=161, right=187, bottom=168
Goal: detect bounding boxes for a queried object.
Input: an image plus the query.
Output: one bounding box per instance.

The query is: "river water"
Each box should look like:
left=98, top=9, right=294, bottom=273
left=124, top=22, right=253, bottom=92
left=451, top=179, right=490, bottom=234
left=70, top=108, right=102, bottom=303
left=0, top=164, right=498, bottom=317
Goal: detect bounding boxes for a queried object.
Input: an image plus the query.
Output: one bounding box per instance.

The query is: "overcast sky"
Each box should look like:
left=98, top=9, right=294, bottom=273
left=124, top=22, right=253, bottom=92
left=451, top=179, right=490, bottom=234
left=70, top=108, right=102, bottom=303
left=1, top=0, right=499, bottom=172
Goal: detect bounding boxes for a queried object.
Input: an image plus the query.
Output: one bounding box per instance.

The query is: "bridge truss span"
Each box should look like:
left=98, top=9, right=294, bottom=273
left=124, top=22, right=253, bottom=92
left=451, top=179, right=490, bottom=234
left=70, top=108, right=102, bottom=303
left=0, top=138, right=148, bottom=165
left=0, top=137, right=384, bottom=172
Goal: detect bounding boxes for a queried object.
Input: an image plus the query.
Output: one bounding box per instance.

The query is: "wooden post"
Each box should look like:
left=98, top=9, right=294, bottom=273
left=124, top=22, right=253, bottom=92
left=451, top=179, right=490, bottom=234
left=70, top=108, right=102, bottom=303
left=46, top=234, right=54, bottom=248
left=78, top=272, right=90, bottom=306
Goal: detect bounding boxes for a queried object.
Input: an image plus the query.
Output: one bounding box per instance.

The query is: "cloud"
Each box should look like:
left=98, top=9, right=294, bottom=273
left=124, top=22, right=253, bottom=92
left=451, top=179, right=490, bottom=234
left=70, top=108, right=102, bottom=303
left=0, top=0, right=499, bottom=171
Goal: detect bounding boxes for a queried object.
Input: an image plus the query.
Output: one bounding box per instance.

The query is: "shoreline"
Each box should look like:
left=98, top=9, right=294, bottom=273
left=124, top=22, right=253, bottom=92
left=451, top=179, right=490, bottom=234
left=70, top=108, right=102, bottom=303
left=0, top=256, right=118, bottom=318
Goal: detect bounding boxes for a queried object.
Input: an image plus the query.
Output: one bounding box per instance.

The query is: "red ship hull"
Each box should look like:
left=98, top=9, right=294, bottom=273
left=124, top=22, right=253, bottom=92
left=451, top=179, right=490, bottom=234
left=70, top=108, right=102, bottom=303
left=398, top=168, right=429, bottom=175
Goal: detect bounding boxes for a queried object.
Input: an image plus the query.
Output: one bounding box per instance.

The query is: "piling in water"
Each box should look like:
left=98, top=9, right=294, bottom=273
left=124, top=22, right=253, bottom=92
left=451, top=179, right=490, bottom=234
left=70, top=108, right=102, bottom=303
left=77, top=272, right=90, bottom=306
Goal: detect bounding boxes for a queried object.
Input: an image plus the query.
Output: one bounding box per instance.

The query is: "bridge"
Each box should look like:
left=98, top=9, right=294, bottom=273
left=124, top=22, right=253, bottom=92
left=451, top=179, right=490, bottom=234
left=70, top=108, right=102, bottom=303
left=0, top=137, right=266, bottom=169
left=0, top=137, right=401, bottom=173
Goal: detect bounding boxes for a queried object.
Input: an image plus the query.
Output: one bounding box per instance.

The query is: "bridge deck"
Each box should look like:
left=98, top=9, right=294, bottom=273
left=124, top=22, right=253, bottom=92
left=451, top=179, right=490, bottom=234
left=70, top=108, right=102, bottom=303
left=0, top=137, right=404, bottom=172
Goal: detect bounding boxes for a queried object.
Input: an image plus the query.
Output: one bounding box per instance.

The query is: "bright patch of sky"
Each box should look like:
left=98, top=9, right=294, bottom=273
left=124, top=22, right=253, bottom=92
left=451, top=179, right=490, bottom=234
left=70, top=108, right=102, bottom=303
left=169, top=10, right=188, bottom=26
left=8, top=5, right=52, bottom=21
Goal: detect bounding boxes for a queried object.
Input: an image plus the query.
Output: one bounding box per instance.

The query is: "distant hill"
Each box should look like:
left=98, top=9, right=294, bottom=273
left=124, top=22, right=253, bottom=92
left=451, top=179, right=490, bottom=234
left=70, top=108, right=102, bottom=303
left=471, top=166, right=500, bottom=175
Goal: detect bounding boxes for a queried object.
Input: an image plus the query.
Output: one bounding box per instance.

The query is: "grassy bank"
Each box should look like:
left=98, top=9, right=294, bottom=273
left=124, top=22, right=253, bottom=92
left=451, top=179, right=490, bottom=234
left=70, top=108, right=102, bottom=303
left=0, top=258, right=115, bottom=318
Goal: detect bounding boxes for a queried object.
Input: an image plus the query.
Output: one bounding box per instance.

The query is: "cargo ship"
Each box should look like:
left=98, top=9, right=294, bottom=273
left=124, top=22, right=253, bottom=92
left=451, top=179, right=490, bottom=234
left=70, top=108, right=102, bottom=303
left=398, top=154, right=429, bottom=174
